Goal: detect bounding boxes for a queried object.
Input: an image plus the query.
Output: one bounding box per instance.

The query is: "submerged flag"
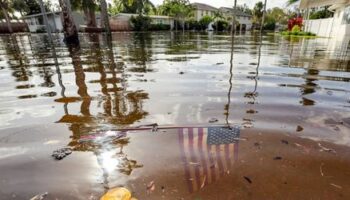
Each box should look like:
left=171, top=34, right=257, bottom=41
left=178, top=126, right=240, bottom=193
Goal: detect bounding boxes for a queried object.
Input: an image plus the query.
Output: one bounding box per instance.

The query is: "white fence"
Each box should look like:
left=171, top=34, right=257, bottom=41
left=304, top=18, right=334, bottom=37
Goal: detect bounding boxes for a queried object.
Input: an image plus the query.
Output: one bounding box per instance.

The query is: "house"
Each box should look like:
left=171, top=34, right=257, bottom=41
left=300, top=0, right=350, bottom=38
left=192, top=3, right=218, bottom=21
left=22, top=11, right=96, bottom=33
left=219, top=7, right=253, bottom=31
left=22, top=11, right=63, bottom=32
left=109, top=13, right=174, bottom=31
left=0, top=19, right=28, bottom=33
left=191, top=3, right=253, bottom=31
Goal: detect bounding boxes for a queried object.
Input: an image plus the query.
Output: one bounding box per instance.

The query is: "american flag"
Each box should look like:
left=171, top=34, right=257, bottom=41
left=178, top=126, right=240, bottom=193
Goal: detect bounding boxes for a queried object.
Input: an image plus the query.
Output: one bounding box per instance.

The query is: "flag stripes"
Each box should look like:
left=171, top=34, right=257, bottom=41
left=178, top=127, right=239, bottom=193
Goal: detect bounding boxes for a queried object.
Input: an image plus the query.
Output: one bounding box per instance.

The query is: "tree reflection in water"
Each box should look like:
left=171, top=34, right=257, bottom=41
left=53, top=34, right=149, bottom=190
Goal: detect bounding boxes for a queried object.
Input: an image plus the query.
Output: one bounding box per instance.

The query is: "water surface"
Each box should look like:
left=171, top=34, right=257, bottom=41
left=0, top=32, right=349, bottom=199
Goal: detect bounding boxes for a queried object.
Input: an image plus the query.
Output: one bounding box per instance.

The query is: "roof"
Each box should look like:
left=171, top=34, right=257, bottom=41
left=299, top=0, right=350, bottom=9
left=219, top=7, right=252, bottom=17
left=191, top=3, right=218, bottom=11
left=22, top=11, right=61, bottom=19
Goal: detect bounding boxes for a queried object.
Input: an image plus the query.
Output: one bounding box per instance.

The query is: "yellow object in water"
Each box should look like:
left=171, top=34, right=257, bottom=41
left=100, top=187, right=137, bottom=200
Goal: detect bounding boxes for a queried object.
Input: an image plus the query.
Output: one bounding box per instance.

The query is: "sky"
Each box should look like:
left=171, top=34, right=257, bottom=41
left=149, top=0, right=289, bottom=9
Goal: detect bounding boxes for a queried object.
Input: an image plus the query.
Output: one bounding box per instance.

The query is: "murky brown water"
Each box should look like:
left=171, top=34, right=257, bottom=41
left=0, top=32, right=349, bottom=199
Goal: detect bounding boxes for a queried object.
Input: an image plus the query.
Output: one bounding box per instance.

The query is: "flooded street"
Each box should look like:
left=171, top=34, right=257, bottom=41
left=0, top=32, right=350, bottom=199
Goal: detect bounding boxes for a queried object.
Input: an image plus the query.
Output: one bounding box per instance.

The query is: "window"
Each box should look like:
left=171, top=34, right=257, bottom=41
left=342, top=6, right=350, bottom=24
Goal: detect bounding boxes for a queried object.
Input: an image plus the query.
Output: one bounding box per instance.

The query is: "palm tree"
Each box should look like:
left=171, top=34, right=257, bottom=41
left=0, top=0, right=13, bottom=33
left=113, top=0, right=155, bottom=15
left=100, top=0, right=110, bottom=34
left=287, top=0, right=299, bottom=6
left=71, top=0, right=98, bottom=27
left=59, top=0, right=79, bottom=45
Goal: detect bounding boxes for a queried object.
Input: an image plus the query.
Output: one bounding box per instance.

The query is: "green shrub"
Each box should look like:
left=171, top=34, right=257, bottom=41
left=186, top=19, right=201, bottom=30
left=131, top=15, right=152, bottom=31
left=149, top=24, right=171, bottom=31
left=280, top=30, right=316, bottom=37
left=212, top=20, right=229, bottom=31
left=291, top=25, right=301, bottom=33
left=199, top=15, right=213, bottom=30
left=264, top=21, right=276, bottom=30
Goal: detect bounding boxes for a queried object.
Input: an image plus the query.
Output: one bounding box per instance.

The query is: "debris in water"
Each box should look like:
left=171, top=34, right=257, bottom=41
left=30, top=192, right=48, bottom=200
left=189, top=162, right=200, bottom=166
left=330, top=183, right=342, bottom=189
left=179, top=71, right=185, bottom=75
left=281, top=140, right=289, bottom=145
left=274, top=156, right=282, bottom=160
left=320, top=163, right=325, bottom=177
left=294, top=143, right=311, bottom=154
left=296, top=125, right=304, bottom=132
left=200, top=176, right=206, bottom=189
left=243, top=176, right=252, bottom=184
left=52, top=147, right=72, bottom=160
left=208, top=118, right=218, bottom=123
left=100, top=187, right=135, bottom=200
left=318, top=143, right=336, bottom=154
left=147, top=181, right=155, bottom=194
left=216, top=62, right=224, bottom=65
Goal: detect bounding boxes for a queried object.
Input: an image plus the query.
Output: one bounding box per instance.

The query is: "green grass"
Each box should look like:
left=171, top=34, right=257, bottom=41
left=281, top=31, right=317, bottom=37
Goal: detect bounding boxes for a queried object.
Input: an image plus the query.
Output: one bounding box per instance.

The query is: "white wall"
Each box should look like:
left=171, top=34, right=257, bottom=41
left=304, top=18, right=333, bottom=37
left=236, top=16, right=252, bottom=30
left=304, top=5, right=350, bottom=38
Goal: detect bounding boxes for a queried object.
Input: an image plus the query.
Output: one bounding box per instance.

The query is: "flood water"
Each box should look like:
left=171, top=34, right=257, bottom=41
left=0, top=32, right=350, bottom=199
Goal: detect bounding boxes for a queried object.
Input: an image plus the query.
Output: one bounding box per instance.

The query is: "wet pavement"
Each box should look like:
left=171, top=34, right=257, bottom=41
left=0, top=32, right=349, bottom=199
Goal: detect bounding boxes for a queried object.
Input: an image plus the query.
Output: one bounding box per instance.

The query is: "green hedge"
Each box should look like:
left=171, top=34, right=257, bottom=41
left=149, top=24, right=171, bottom=31
left=131, top=15, right=152, bottom=31
left=281, top=31, right=316, bottom=36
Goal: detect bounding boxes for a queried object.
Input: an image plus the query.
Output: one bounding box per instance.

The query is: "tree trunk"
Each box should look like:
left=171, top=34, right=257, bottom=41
left=59, top=0, right=79, bottom=45
left=100, top=0, right=111, bottom=34
left=89, top=8, right=96, bottom=27
left=1, top=6, right=13, bottom=33
left=83, top=7, right=90, bottom=26
left=84, top=7, right=96, bottom=27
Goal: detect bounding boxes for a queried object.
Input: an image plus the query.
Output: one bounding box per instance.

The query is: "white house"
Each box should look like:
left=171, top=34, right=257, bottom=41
left=22, top=11, right=63, bottom=32
left=300, top=0, right=350, bottom=38
left=192, top=3, right=218, bottom=21
left=191, top=3, right=253, bottom=31
left=22, top=11, right=94, bottom=33
left=219, top=7, right=253, bottom=31
left=109, top=13, right=174, bottom=31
